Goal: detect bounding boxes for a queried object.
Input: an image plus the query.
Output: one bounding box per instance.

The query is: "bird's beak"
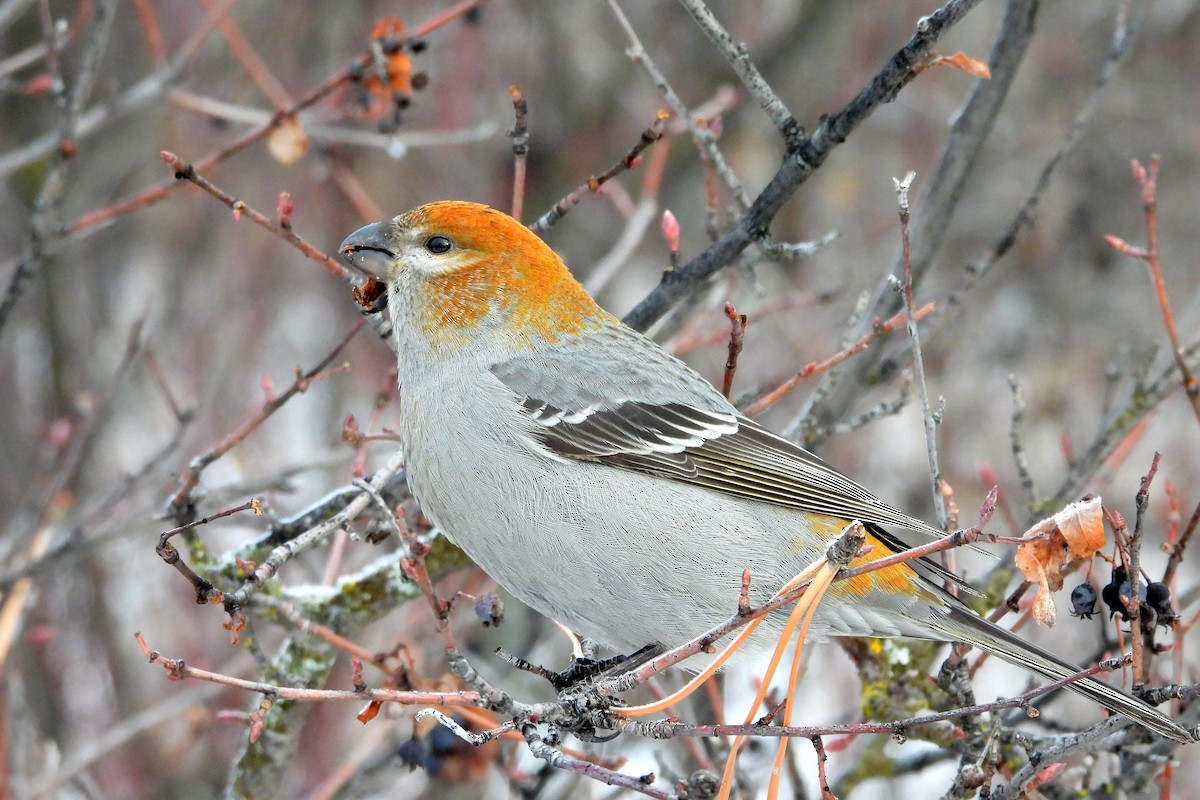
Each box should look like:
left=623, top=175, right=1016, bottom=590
left=339, top=222, right=395, bottom=279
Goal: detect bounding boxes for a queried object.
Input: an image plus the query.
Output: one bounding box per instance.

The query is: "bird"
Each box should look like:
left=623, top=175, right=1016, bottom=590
left=339, top=200, right=1193, bottom=743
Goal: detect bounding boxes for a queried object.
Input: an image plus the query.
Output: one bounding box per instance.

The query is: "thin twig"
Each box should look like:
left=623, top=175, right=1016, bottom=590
left=1104, top=156, right=1200, bottom=426
left=582, top=198, right=660, bottom=295
left=54, top=0, right=482, bottom=236
left=816, top=379, right=912, bottom=440
left=941, top=0, right=1139, bottom=321
left=0, top=0, right=116, bottom=335
left=721, top=302, right=747, bottom=398
left=1051, top=340, right=1200, bottom=514
left=608, top=0, right=750, bottom=209
left=1162, top=497, right=1200, bottom=588
left=529, top=111, right=668, bottom=233
left=802, top=0, right=1040, bottom=430
left=509, top=85, right=529, bottom=221
left=746, top=302, right=933, bottom=418
left=221, top=448, right=406, bottom=611
left=675, top=0, right=796, bottom=138
left=615, top=655, right=1135, bottom=740
left=165, top=320, right=364, bottom=518
left=130, top=0, right=166, bottom=64
left=135, top=632, right=482, bottom=708
left=521, top=722, right=676, bottom=800
left=1127, top=453, right=1160, bottom=687
left=896, top=171, right=947, bottom=528
left=161, top=151, right=347, bottom=279
left=198, top=0, right=293, bottom=109
left=0, top=0, right=241, bottom=180
left=1008, top=374, right=1040, bottom=508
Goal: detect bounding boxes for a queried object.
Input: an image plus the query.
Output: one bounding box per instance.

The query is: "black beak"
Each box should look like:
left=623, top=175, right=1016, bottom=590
left=339, top=222, right=394, bottom=278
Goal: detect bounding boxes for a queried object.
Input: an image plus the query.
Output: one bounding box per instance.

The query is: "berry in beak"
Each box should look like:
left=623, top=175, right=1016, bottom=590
left=340, top=222, right=394, bottom=279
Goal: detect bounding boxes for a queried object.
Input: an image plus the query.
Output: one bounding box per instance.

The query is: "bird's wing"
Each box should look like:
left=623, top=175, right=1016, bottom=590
left=517, top=393, right=937, bottom=534
left=491, top=337, right=940, bottom=536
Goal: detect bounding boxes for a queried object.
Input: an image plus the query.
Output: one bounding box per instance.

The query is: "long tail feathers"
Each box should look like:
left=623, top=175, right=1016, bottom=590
left=933, top=605, right=1194, bottom=744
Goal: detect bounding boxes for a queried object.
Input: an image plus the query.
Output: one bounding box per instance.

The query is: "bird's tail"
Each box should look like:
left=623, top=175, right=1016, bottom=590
left=932, top=605, right=1193, bottom=743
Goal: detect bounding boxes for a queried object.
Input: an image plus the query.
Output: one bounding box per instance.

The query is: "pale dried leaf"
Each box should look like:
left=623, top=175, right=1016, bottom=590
left=1016, top=548, right=1058, bottom=627
left=1054, top=496, right=1105, bottom=559
left=1031, top=580, right=1057, bottom=627
left=266, top=115, right=309, bottom=166
left=1015, top=517, right=1067, bottom=592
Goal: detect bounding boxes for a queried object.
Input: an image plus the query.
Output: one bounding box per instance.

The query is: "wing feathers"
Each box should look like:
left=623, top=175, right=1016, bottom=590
left=506, top=388, right=972, bottom=591
left=509, top=391, right=939, bottom=535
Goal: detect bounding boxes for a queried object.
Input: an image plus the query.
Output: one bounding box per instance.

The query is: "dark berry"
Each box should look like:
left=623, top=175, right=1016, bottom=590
left=1070, top=583, right=1098, bottom=619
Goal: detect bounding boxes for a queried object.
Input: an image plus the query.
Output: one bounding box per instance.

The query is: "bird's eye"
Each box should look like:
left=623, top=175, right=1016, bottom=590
left=425, top=235, right=452, bottom=254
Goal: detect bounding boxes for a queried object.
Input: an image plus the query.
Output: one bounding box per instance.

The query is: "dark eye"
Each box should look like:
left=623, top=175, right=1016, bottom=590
left=425, top=235, right=452, bottom=254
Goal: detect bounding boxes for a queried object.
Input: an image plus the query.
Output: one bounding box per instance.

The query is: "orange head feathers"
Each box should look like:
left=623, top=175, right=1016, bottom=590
left=341, top=201, right=602, bottom=347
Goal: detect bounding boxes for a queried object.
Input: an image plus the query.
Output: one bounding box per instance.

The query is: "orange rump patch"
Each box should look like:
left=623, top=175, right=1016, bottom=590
left=799, top=516, right=923, bottom=600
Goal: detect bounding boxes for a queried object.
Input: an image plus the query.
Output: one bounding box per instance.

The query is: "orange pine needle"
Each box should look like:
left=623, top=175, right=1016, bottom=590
left=617, top=558, right=831, bottom=717
left=718, top=561, right=839, bottom=800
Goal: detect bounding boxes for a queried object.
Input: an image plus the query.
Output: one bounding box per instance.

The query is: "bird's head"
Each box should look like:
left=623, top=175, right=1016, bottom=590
left=340, top=201, right=603, bottom=351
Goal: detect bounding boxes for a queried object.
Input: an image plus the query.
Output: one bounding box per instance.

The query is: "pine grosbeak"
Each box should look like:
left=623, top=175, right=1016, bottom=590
left=340, top=201, right=1191, bottom=743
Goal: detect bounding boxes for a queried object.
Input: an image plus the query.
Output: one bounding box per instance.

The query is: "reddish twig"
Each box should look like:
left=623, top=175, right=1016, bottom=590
left=1090, top=416, right=1151, bottom=495
left=639, top=128, right=671, bottom=198
left=1104, top=156, right=1200, bottom=426
left=252, top=596, right=394, bottom=674
left=155, top=501, right=260, bottom=608
left=721, top=302, right=747, bottom=398
left=328, top=159, right=386, bottom=221
left=165, top=319, right=364, bottom=518
left=697, top=119, right=722, bottom=239
left=160, top=150, right=347, bottom=279
left=977, top=463, right=1019, bottom=535
left=1162, top=495, right=1200, bottom=588
left=1103, top=507, right=1137, bottom=691
left=135, top=632, right=483, bottom=708
left=529, top=110, right=669, bottom=233
left=811, top=735, right=836, bottom=800
left=62, top=10, right=337, bottom=234
left=198, top=0, right=292, bottom=108
left=350, top=364, right=400, bottom=479
left=743, top=302, right=934, bottom=417
left=160, top=499, right=261, bottom=544
left=508, top=85, right=529, bottom=221
left=667, top=291, right=830, bottom=356
left=143, top=346, right=188, bottom=423
left=129, top=0, right=166, bottom=64
left=838, top=491, right=1002, bottom=586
